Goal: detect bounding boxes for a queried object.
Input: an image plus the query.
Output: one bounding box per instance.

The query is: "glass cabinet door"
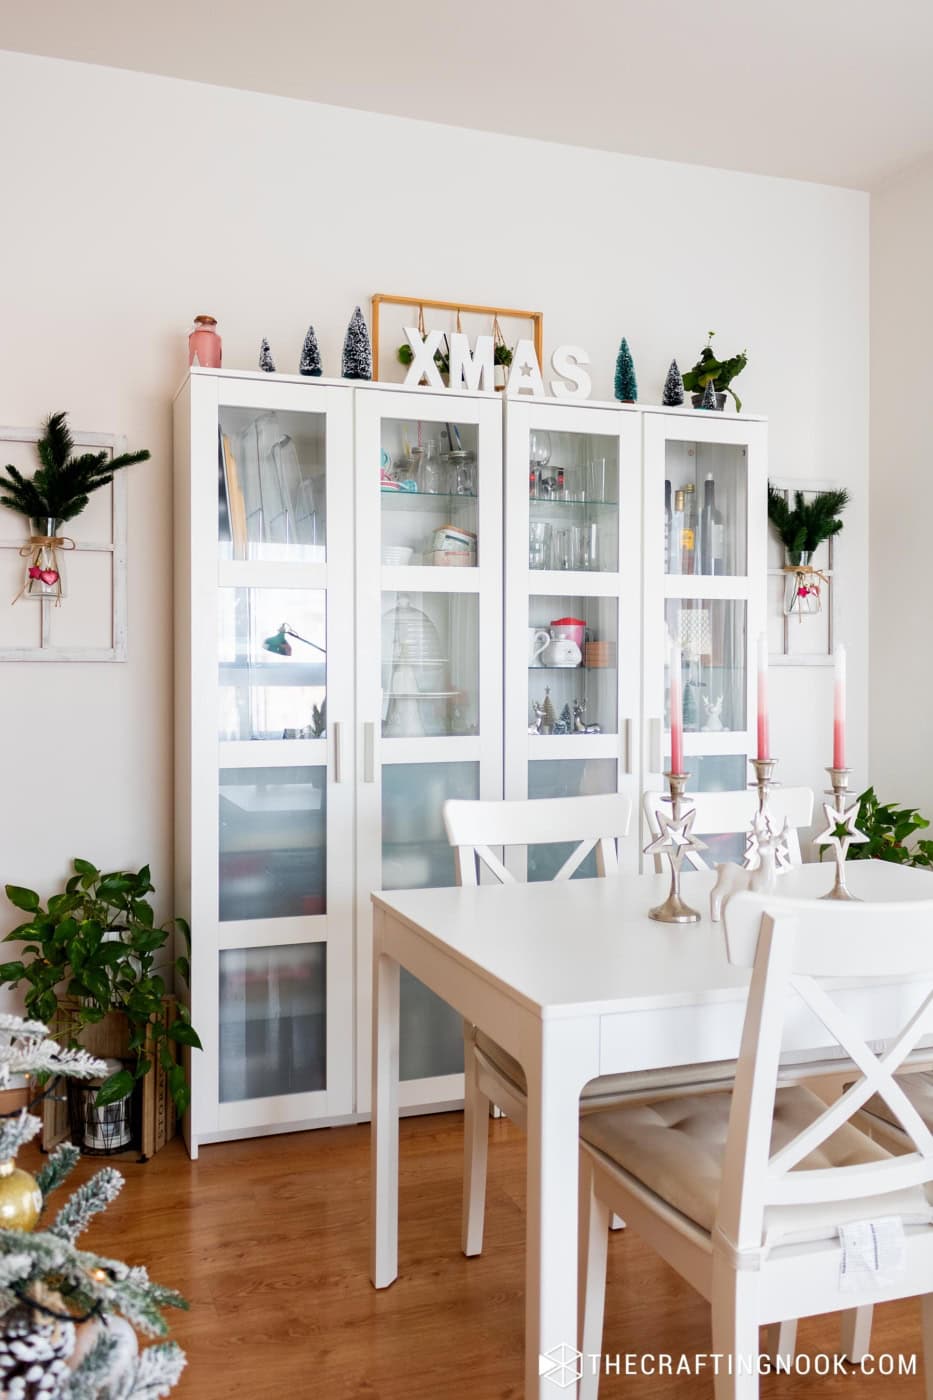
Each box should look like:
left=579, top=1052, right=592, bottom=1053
left=354, top=388, right=503, bottom=1115
left=642, top=412, right=767, bottom=854
left=182, top=374, right=355, bottom=1149
left=504, top=400, right=642, bottom=875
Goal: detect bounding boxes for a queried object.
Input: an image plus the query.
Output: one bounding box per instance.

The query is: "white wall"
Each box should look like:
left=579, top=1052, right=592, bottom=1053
left=870, top=156, right=933, bottom=821
left=0, top=50, right=868, bottom=963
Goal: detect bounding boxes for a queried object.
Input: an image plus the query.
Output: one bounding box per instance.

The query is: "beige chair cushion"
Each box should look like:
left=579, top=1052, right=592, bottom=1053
left=862, top=1071, right=933, bottom=1135
left=580, top=1086, right=933, bottom=1246
left=473, top=1029, right=736, bottom=1103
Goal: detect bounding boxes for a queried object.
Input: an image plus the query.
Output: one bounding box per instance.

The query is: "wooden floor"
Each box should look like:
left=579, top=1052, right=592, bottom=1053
left=23, top=1113, right=926, bottom=1398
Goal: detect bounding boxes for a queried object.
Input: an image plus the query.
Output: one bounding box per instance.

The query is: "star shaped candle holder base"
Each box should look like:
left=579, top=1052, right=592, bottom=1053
left=814, top=766, right=868, bottom=902
left=644, top=772, right=707, bottom=924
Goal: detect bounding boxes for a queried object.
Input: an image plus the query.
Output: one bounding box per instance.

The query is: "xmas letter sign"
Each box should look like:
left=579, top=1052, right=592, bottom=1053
left=402, top=327, right=591, bottom=400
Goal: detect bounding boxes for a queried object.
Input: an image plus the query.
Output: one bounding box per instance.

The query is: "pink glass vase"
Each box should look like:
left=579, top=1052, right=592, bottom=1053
left=188, top=315, right=222, bottom=368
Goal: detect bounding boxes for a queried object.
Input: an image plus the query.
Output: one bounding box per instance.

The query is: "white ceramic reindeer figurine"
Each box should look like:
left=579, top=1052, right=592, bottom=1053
left=709, top=812, right=792, bottom=921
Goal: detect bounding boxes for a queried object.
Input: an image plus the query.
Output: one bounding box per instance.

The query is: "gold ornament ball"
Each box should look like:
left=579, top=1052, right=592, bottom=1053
left=0, top=1159, right=42, bottom=1231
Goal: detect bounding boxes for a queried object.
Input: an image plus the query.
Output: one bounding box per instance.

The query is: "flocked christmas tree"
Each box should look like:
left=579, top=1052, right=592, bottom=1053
left=555, top=703, right=573, bottom=736
left=699, top=378, right=718, bottom=410
left=341, top=307, right=372, bottom=380
left=541, top=688, right=555, bottom=734
left=258, top=339, right=276, bottom=373
left=662, top=359, right=684, bottom=408
left=0, top=1015, right=186, bottom=1399
left=298, top=325, right=323, bottom=377
left=613, top=338, right=637, bottom=403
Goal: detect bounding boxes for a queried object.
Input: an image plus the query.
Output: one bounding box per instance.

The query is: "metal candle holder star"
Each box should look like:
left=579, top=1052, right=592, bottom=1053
left=645, top=772, right=707, bottom=924
left=814, top=766, right=868, bottom=901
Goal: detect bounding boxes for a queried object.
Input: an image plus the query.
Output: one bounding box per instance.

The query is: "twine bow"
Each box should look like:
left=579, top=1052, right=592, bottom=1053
left=781, top=562, right=830, bottom=618
left=12, top=532, right=75, bottom=607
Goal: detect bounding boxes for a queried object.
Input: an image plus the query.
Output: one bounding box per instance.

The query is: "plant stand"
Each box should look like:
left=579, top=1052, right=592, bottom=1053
left=41, top=999, right=179, bottom=1160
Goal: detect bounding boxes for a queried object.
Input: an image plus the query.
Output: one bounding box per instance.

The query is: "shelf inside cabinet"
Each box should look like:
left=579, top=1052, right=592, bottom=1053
left=529, top=497, right=618, bottom=510
left=381, top=490, right=477, bottom=511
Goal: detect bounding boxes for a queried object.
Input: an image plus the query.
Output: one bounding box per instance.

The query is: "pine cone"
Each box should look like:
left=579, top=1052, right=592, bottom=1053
left=0, top=1308, right=75, bottom=1398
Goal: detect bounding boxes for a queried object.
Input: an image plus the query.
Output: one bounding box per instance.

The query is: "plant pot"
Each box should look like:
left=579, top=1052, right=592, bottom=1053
left=494, top=364, right=509, bottom=391
left=691, top=391, right=727, bottom=411
left=67, top=1059, right=136, bottom=1155
left=783, top=549, right=823, bottom=616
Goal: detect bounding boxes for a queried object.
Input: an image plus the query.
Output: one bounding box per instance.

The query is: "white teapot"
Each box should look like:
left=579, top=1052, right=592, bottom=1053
left=540, top=636, right=582, bottom=668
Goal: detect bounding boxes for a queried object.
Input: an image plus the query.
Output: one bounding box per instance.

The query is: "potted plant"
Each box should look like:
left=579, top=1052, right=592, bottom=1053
left=682, top=332, right=748, bottom=412
left=842, top=788, right=933, bottom=868
left=0, top=860, right=200, bottom=1130
left=397, top=339, right=450, bottom=383
left=494, top=340, right=513, bottom=390
left=0, top=411, right=149, bottom=605
left=767, top=484, right=849, bottom=615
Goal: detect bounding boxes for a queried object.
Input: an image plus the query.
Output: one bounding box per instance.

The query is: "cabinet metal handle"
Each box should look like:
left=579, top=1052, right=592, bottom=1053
left=622, top=718, right=632, bottom=775
left=363, top=722, right=375, bottom=784
left=649, top=717, right=662, bottom=774
left=333, top=722, right=344, bottom=783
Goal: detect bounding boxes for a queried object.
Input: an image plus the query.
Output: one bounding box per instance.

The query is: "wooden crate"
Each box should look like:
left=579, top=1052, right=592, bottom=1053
left=42, top=999, right=178, bottom=1159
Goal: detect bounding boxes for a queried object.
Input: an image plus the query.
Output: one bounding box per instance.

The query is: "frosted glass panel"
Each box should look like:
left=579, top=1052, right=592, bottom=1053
left=527, top=759, right=618, bottom=881
left=218, top=407, right=326, bottom=562
left=529, top=595, right=617, bottom=736
left=219, top=767, right=326, bottom=921
left=219, top=943, right=326, bottom=1102
left=380, top=418, right=479, bottom=566
left=665, top=441, right=747, bottom=577
left=527, top=428, right=619, bottom=572
left=382, top=592, right=478, bottom=737
left=219, top=588, right=326, bottom=741
left=383, top=761, right=478, bottom=1081
left=665, top=599, right=747, bottom=734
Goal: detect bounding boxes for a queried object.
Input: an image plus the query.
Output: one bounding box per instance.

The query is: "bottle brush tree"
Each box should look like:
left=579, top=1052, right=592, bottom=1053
left=258, top=339, right=276, bottom=373
left=662, top=359, right=684, bottom=407
left=613, top=338, right=637, bottom=403
left=342, top=306, right=372, bottom=380
left=299, top=325, right=322, bottom=376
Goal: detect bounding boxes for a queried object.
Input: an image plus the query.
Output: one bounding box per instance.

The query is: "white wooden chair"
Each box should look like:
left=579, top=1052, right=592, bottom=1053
left=443, top=793, right=633, bottom=1257
left=577, top=890, right=933, bottom=1399
left=643, top=786, right=814, bottom=872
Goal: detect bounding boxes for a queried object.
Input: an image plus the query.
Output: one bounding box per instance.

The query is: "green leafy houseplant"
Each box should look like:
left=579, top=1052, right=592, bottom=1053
left=682, top=331, right=748, bottom=413
left=0, top=412, right=150, bottom=524
left=841, top=788, right=933, bottom=868
left=494, top=342, right=513, bottom=367
left=397, top=341, right=450, bottom=376
left=767, top=485, right=849, bottom=563
left=0, top=861, right=200, bottom=1114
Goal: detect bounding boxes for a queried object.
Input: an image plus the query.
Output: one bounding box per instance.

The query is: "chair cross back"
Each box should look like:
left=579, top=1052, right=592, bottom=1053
left=643, top=786, right=814, bottom=872
left=720, top=892, right=933, bottom=1251
left=443, top=794, right=632, bottom=887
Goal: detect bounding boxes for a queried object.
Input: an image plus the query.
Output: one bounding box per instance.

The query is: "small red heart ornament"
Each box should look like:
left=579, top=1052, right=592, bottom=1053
left=38, top=569, right=60, bottom=586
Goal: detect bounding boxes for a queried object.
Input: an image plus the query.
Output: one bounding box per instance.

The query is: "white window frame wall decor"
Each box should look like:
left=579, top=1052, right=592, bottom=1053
left=767, top=475, right=838, bottom=667
left=0, top=426, right=128, bottom=662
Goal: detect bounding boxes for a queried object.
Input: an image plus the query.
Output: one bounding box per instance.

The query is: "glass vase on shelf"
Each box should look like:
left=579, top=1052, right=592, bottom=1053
left=188, top=314, right=222, bottom=368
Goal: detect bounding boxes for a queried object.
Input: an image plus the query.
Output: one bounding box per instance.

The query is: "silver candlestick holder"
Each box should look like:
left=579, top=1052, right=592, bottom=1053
left=748, top=756, right=778, bottom=820
left=644, top=771, right=707, bottom=924
left=815, top=766, right=868, bottom=901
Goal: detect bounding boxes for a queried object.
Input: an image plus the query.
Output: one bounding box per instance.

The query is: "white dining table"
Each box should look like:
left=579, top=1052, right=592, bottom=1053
left=369, top=859, right=933, bottom=1400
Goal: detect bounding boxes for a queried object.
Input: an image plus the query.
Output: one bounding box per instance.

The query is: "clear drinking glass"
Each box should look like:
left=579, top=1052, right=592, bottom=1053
left=529, top=521, right=552, bottom=570
left=587, top=458, right=607, bottom=503
left=575, top=523, right=599, bottom=571
left=551, top=527, right=576, bottom=571
left=529, top=431, right=551, bottom=471
left=418, top=442, right=446, bottom=494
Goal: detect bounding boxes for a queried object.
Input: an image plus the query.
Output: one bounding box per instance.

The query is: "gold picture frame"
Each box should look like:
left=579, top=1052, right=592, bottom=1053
left=371, top=293, right=544, bottom=383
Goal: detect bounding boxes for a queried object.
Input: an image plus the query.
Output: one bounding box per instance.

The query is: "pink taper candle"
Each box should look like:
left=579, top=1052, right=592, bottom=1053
left=670, top=636, right=684, bottom=774
left=756, top=633, right=770, bottom=760
left=833, top=643, right=847, bottom=770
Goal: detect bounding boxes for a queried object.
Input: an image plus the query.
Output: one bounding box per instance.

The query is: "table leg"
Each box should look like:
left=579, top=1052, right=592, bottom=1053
left=525, top=1019, right=597, bottom=1400
left=370, top=939, right=400, bottom=1289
